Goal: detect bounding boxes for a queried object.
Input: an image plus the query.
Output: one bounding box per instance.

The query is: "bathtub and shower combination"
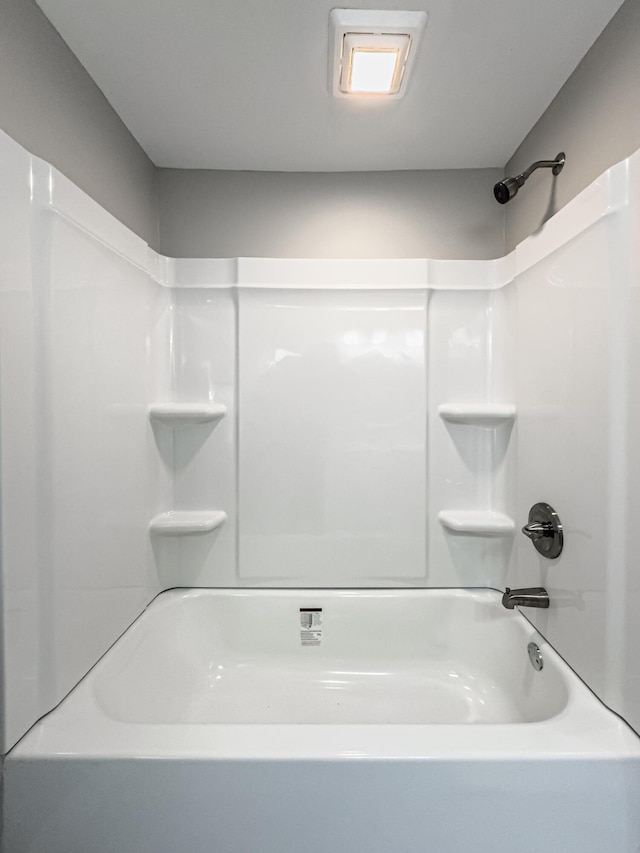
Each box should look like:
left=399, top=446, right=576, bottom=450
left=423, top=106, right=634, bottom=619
left=2, top=132, right=640, bottom=853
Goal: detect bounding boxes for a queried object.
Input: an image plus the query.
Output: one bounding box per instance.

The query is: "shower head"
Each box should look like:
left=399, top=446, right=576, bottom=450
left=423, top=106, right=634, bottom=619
left=493, top=152, right=565, bottom=204
left=493, top=175, right=524, bottom=204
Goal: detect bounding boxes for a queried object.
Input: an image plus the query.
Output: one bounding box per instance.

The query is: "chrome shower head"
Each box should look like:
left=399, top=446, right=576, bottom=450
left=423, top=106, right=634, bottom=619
left=493, top=152, right=565, bottom=204
left=493, top=175, right=524, bottom=204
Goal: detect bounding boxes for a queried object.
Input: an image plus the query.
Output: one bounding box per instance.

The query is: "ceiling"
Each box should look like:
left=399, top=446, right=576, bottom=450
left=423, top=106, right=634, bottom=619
left=35, top=0, right=625, bottom=172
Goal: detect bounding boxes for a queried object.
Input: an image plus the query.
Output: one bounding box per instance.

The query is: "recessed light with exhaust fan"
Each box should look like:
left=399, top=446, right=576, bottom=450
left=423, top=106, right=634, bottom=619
left=329, top=9, right=427, bottom=98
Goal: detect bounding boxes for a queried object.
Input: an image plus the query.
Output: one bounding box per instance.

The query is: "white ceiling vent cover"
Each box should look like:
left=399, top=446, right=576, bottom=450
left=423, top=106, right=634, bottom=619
left=329, top=9, right=427, bottom=99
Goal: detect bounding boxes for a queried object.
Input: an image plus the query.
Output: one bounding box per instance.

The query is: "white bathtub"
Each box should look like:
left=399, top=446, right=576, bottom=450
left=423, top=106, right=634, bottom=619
left=5, top=589, right=640, bottom=853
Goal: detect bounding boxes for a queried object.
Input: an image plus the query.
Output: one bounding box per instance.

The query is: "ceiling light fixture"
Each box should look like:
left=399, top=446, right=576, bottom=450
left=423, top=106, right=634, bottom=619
left=329, top=9, right=427, bottom=99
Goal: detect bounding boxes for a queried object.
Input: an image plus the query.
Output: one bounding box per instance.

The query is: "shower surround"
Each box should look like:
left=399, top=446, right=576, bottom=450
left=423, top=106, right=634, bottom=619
left=1, top=129, right=640, bottom=850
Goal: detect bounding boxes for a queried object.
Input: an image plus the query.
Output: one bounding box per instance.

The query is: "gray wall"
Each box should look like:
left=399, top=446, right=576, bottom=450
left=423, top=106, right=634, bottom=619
left=5, top=0, right=637, bottom=259
left=0, top=0, right=502, bottom=263
left=157, top=168, right=504, bottom=259
left=505, top=0, right=640, bottom=251
left=0, top=0, right=158, bottom=249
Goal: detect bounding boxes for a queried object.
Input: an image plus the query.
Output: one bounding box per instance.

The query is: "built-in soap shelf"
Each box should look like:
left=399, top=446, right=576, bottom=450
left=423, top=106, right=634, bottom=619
left=148, top=403, right=228, bottom=539
left=148, top=402, right=227, bottom=425
left=149, top=510, right=227, bottom=536
left=438, top=403, right=516, bottom=426
left=438, top=510, right=515, bottom=536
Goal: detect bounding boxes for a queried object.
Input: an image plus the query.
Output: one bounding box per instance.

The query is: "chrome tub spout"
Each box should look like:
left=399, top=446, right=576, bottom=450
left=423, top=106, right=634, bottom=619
left=502, top=587, right=549, bottom=609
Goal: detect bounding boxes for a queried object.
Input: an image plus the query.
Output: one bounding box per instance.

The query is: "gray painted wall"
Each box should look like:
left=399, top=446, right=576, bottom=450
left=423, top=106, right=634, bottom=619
left=504, top=0, right=640, bottom=251
left=1, top=0, right=502, bottom=264
left=5, top=0, right=637, bottom=260
left=0, top=0, right=158, bottom=249
left=157, top=168, right=505, bottom=259
left=0, top=0, right=504, bottom=262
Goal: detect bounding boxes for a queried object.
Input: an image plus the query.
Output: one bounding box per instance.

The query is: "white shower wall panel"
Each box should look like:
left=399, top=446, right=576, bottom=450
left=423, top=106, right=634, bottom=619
left=238, top=288, right=428, bottom=585
left=164, top=267, right=512, bottom=589
left=46, top=215, right=163, bottom=676
left=513, top=158, right=640, bottom=732
left=427, top=288, right=516, bottom=587
left=0, top=131, right=168, bottom=752
left=515, top=225, right=610, bottom=690
left=165, top=287, right=237, bottom=585
left=623, top=155, right=640, bottom=731
left=0, top=132, right=41, bottom=754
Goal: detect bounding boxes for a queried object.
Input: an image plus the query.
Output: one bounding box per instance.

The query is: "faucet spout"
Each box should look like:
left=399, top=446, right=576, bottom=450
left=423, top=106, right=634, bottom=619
left=502, top=587, right=549, bottom=609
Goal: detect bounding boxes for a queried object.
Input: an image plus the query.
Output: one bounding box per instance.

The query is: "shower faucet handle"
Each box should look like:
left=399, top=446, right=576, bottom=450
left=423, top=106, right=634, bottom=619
left=521, top=503, right=563, bottom=559
left=521, top=521, right=553, bottom=541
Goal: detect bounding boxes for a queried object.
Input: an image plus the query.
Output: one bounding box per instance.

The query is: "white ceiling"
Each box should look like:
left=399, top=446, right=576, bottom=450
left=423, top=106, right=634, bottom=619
left=35, top=0, right=625, bottom=172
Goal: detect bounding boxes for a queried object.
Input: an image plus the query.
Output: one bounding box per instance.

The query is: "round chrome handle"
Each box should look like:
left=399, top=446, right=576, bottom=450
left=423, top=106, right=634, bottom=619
left=522, top=503, right=563, bottom=559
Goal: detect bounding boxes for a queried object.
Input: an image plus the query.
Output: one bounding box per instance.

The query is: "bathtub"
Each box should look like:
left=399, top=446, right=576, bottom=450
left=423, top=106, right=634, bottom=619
left=5, top=588, right=640, bottom=853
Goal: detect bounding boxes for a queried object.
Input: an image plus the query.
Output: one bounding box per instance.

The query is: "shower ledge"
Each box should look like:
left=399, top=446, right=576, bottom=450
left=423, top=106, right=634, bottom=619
left=149, top=510, right=227, bottom=536
left=438, top=404, right=516, bottom=426
left=148, top=403, right=227, bottom=425
left=438, top=510, right=515, bottom=535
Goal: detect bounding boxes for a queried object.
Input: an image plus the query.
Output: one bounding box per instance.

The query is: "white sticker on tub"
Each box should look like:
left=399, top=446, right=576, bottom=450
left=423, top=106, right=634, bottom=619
left=300, top=608, right=322, bottom=646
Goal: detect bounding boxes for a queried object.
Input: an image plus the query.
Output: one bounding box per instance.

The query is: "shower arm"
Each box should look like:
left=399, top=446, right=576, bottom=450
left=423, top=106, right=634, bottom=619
left=516, top=154, right=566, bottom=186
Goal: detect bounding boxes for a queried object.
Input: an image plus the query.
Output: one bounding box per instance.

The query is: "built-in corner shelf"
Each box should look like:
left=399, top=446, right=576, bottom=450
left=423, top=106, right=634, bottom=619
left=148, top=403, right=227, bottom=426
left=438, top=510, right=515, bottom=536
left=438, top=404, right=516, bottom=427
left=149, top=510, right=227, bottom=536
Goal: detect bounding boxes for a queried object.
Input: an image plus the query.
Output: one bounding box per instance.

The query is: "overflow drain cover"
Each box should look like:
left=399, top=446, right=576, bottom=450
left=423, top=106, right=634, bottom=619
left=527, top=641, right=543, bottom=671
